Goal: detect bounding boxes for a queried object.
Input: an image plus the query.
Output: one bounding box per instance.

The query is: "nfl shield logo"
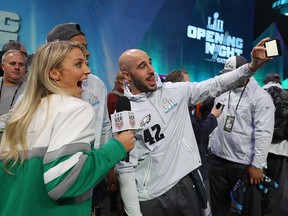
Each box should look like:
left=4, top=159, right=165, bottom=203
left=129, top=113, right=135, bottom=128
left=115, top=113, right=123, bottom=130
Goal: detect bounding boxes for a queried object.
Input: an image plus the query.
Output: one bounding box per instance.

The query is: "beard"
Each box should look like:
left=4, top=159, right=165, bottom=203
left=131, top=75, right=157, bottom=93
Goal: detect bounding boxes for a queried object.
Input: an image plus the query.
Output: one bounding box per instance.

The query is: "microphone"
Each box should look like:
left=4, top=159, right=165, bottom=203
left=111, top=96, right=135, bottom=162
left=111, top=96, right=136, bottom=133
left=116, top=95, right=131, bottom=113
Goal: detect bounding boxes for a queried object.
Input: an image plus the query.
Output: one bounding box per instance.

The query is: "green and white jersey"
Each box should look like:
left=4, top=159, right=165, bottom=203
left=0, top=94, right=127, bottom=216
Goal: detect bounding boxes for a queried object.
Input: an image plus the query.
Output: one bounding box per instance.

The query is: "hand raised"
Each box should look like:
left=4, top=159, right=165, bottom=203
left=249, top=37, right=272, bottom=72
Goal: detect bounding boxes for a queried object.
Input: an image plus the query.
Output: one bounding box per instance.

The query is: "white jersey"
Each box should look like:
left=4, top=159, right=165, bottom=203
left=81, top=74, right=112, bottom=148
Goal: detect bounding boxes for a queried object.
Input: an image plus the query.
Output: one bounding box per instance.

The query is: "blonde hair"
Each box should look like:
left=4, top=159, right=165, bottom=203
left=1, top=41, right=86, bottom=173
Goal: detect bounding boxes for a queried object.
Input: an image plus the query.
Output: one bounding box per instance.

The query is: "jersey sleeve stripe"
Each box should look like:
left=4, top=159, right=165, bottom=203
left=47, top=154, right=88, bottom=200
left=43, top=142, right=91, bottom=164
left=44, top=152, right=83, bottom=184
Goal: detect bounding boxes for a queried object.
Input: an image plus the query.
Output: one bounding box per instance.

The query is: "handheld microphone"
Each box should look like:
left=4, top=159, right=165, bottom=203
left=111, top=96, right=135, bottom=133
left=111, top=96, right=135, bottom=162
left=116, top=96, right=131, bottom=113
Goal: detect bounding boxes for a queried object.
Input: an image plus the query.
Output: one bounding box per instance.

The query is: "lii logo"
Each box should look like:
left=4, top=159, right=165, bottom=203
left=162, top=98, right=177, bottom=113
left=187, top=12, right=244, bottom=64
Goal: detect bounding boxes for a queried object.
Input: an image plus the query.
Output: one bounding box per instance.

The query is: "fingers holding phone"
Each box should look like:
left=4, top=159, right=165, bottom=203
left=211, top=102, right=225, bottom=118
left=264, top=38, right=282, bottom=58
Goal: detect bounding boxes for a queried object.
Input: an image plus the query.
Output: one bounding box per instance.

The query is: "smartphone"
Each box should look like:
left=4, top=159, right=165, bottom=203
left=264, top=38, right=282, bottom=57
left=216, top=102, right=225, bottom=110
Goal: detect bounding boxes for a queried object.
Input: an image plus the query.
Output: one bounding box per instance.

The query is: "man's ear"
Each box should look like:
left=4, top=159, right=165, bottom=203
left=49, top=69, right=60, bottom=81
left=121, top=70, right=131, bottom=80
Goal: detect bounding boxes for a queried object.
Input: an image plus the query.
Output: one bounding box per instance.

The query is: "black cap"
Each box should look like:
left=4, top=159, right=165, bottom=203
left=46, top=23, right=85, bottom=42
left=220, top=56, right=247, bottom=74
left=264, top=73, right=281, bottom=84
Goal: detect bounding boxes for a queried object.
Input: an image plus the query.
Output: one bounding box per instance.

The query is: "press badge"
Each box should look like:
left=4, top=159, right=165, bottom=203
left=224, top=115, right=235, bottom=132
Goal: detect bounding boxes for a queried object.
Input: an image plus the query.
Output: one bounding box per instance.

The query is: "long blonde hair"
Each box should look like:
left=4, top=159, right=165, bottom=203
left=0, top=41, right=86, bottom=173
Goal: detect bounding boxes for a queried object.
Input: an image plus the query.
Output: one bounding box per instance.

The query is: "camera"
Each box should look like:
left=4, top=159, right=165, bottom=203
left=264, top=38, right=282, bottom=57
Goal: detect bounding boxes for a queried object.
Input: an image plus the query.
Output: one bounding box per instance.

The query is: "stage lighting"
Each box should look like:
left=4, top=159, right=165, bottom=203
left=272, top=0, right=288, bottom=16
left=282, top=78, right=288, bottom=89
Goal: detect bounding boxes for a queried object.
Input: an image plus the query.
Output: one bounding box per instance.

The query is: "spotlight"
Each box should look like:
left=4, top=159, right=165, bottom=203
left=272, top=0, right=288, bottom=16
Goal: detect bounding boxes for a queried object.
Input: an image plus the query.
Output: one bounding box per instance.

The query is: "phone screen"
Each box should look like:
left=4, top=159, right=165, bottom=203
left=216, top=102, right=222, bottom=109
left=264, top=39, right=281, bottom=57
left=216, top=102, right=225, bottom=110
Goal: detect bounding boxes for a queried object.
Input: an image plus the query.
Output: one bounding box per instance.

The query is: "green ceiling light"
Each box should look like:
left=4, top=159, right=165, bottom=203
left=273, top=0, right=288, bottom=16
left=282, top=78, right=288, bottom=89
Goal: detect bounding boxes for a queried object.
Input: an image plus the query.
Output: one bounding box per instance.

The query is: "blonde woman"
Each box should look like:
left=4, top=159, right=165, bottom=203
left=0, top=41, right=134, bottom=216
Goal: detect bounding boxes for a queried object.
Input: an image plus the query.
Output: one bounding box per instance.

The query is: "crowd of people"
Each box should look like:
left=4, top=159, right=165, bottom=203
left=0, top=22, right=287, bottom=216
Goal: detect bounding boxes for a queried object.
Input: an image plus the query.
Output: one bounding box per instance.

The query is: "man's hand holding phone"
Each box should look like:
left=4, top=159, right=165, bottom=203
left=211, top=102, right=225, bottom=118
left=249, top=37, right=273, bottom=72
left=264, top=38, right=282, bottom=57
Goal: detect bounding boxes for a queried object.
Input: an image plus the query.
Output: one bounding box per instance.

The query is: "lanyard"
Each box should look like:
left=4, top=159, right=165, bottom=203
left=0, top=79, right=23, bottom=110
left=227, top=84, right=247, bottom=114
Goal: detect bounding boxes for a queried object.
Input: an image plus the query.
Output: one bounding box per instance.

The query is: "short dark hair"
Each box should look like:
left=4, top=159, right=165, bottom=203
left=264, top=73, right=281, bottom=84
left=166, top=69, right=188, bottom=82
left=2, top=41, right=27, bottom=57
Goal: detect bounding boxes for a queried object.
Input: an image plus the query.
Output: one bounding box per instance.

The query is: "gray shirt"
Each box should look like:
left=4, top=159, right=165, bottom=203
left=0, top=78, right=26, bottom=115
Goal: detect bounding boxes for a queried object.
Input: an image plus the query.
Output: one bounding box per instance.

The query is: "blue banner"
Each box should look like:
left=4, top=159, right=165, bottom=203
left=3, top=0, right=284, bottom=90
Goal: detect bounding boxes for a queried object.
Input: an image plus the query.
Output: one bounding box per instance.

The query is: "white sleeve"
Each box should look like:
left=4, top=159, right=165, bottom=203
left=82, top=74, right=112, bottom=149
left=187, top=64, right=255, bottom=105
left=100, top=90, right=112, bottom=146
left=118, top=172, right=143, bottom=216
left=252, top=92, right=275, bottom=168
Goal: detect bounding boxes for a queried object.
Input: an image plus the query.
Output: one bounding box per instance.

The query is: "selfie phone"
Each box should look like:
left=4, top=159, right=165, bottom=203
left=264, top=38, right=282, bottom=57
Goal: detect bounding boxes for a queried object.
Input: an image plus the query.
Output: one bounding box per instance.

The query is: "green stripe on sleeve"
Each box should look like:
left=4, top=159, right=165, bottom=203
left=44, top=138, right=127, bottom=200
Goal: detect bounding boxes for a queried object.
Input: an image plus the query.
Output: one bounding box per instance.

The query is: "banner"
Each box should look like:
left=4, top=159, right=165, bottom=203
left=3, top=0, right=283, bottom=90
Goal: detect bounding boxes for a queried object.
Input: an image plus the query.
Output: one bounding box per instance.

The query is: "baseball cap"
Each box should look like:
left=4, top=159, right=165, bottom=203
left=264, top=73, right=281, bottom=83
left=220, top=56, right=247, bottom=74
left=46, top=23, right=85, bottom=42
